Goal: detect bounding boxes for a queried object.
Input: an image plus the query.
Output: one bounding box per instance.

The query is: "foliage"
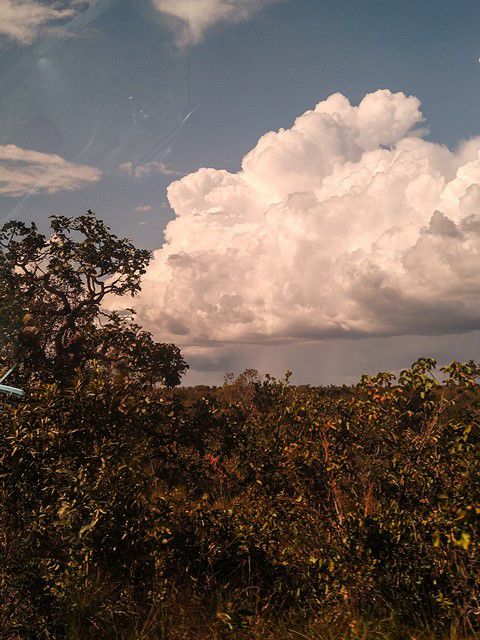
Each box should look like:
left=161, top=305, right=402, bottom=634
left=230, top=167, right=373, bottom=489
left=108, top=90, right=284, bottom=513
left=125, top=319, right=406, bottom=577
left=0, top=211, right=187, bottom=386
left=1, top=353, right=480, bottom=639
left=1, top=212, right=479, bottom=639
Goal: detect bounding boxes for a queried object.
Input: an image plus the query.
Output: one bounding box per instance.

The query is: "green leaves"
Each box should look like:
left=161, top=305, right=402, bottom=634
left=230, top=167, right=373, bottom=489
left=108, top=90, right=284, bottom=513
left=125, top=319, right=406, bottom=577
left=2, top=356, right=480, bottom=636
left=0, top=211, right=187, bottom=388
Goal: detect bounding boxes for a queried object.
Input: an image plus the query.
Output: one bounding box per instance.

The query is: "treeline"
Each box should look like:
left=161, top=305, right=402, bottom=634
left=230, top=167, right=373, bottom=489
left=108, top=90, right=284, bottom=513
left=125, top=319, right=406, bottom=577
left=1, top=214, right=480, bottom=639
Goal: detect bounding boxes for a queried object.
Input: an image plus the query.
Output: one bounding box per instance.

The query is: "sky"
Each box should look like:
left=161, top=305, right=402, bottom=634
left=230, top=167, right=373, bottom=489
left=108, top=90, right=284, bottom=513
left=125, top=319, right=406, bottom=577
left=2, top=0, right=480, bottom=385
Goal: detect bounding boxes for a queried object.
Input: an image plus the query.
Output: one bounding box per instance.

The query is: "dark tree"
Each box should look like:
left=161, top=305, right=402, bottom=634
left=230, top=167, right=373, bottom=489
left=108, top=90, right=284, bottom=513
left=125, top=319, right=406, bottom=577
left=0, top=210, right=188, bottom=386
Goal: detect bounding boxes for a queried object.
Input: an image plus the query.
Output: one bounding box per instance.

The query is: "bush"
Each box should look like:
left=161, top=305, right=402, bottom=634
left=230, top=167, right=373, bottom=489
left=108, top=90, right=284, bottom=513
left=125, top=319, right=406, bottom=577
left=1, top=358, right=480, bottom=638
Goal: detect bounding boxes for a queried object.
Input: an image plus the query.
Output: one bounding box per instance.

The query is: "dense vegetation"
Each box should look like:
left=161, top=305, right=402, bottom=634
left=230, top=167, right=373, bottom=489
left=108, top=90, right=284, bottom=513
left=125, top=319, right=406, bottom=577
left=1, top=213, right=480, bottom=639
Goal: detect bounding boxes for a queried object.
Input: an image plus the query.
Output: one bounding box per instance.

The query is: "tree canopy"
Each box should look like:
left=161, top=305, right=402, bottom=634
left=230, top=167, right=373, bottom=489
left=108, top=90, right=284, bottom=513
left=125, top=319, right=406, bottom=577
left=0, top=210, right=187, bottom=387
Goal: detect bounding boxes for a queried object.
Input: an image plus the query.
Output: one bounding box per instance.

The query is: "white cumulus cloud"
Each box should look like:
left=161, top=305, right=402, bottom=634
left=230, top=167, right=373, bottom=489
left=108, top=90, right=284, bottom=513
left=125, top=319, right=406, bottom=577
left=129, top=89, right=480, bottom=347
left=0, top=0, right=89, bottom=45
left=0, top=144, right=102, bottom=196
left=152, top=0, right=282, bottom=47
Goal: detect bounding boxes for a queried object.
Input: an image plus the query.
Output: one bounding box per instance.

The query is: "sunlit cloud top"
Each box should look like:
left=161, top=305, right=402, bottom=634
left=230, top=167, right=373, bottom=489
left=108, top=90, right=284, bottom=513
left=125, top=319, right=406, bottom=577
left=127, top=89, right=480, bottom=346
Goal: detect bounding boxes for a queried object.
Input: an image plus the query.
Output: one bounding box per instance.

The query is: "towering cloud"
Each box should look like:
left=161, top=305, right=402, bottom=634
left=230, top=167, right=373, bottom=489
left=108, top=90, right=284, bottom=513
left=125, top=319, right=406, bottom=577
left=130, top=89, right=480, bottom=347
left=152, top=0, right=282, bottom=47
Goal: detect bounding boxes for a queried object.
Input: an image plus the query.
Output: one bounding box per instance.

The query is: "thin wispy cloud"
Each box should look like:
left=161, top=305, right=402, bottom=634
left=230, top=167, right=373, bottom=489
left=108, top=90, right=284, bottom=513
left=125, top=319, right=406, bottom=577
left=119, top=161, right=182, bottom=178
left=134, top=205, right=153, bottom=214
left=151, top=0, right=283, bottom=47
left=0, top=144, right=102, bottom=196
left=128, top=90, right=480, bottom=347
left=0, top=0, right=91, bottom=45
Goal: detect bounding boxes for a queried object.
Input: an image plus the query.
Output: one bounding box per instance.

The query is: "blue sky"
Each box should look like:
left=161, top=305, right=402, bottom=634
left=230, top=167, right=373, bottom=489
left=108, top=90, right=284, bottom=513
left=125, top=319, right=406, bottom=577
left=2, top=0, right=480, bottom=384
left=3, top=0, right=480, bottom=240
